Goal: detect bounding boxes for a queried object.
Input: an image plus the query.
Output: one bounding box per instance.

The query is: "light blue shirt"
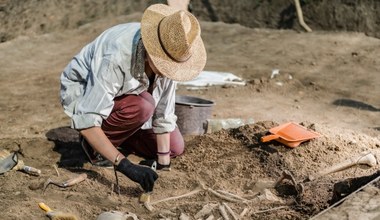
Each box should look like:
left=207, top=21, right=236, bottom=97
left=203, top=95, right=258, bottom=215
left=60, top=23, right=177, bottom=133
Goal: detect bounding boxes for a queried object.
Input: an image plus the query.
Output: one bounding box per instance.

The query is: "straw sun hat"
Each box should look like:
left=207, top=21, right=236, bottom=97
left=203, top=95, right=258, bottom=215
left=141, top=4, right=207, bottom=81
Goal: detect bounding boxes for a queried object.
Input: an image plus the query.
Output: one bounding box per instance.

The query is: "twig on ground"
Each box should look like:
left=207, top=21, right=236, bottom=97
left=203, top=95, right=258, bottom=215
left=251, top=206, right=288, bottom=215
left=239, top=208, right=249, bottom=218
left=217, top=190, right=248, bottom=202
left=242, top=192, right=260, bottom=200
left=158, top=213, right=168, bottom=219
left=144, top=183, right=253, bottom=214
left=53, top=164, right=60, bottom=176
left=150, top=188, right=202, bottom=205
left=142, top=188, right=203, bottom=212
left=207, top=188, right=242, bottom=203
left=223, top=202, right=239, bottom=220
left=110, top=183, right=114, bottom=195
left=205, top=215, right=215, bottom=220
left=179, top=212, right=191, bottom=220
left=194, top=203, right=218, bottom=219
left=218, top=204, right=230, bottom=220
left=144, top=202, right=154, bottom=212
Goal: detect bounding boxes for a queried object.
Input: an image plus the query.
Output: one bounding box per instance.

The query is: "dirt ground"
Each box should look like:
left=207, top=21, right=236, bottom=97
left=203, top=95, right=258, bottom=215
left=0, top=2, right=380, bottom=220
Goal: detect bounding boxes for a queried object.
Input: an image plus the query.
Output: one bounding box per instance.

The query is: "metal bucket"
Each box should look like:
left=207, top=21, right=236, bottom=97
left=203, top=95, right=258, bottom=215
left=175, top=95, right=215, bottom=135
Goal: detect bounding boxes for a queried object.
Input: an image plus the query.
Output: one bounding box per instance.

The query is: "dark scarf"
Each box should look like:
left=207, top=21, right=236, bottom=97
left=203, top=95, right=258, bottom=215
left=133, top=38, right=147, bottom=82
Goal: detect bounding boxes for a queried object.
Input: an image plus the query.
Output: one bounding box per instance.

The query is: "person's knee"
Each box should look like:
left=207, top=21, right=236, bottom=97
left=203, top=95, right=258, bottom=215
left=170, top=128, right=185, bottom=157
left=134, top=92, right=154, bottom=123
left=171, top=143, right=184, bottom=157
left=137, top=99, right=154, bottom=123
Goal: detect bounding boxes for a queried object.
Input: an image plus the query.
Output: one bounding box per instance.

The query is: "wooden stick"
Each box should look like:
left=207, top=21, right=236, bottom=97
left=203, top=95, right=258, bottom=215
left=179, top=212, right=191, bottom=220
left=199, top=182, right=246, bottom=203
left=294, top=0, right=312, bottom=32
left=217, top=190, right=248, bottom=202
left=110, top=183, right=114, bottom=195
left=144, top=202, right=154, bottom=212
left=150, top=188, right=203, bottom=205
left=218, top=204, right=230, bottom=220
left=205, top=215, right=215, bottom=220
left=53, top=164, right=60, bottom=176
left=207, top=188, right=242, bottom=203
left=194, top=203, right=218, bottom=219
left=251, top=206, right=288, bottom=215
left=223, top=203, right=239, bottom=220
left=242, top=192, right=260, bottom=200
left=239, top=208, right=249, bottom=218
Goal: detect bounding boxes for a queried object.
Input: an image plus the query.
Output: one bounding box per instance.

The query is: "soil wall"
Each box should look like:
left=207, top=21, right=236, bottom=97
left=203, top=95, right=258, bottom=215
left=1, top=0, right=380, bottom=43
left=0, top=0, right=165, bottom=42
left=192, top=0, right=380, bottom=38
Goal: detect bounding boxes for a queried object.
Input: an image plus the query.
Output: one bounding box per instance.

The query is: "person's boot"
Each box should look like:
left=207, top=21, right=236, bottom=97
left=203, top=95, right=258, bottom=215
left=80, top=136, right=113, bottom=168
left=139, top=159, right=171, bottom=171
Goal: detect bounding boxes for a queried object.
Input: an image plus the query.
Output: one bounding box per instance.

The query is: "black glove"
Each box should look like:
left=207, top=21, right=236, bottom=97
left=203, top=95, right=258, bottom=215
left=139, top=159, right=171, bottom=171
left=116, top=158, right=158, bottom=192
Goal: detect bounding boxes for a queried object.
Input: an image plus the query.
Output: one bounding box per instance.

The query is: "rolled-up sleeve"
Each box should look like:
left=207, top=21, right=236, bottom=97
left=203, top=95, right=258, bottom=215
left=152, top=79, right=177, bottom=133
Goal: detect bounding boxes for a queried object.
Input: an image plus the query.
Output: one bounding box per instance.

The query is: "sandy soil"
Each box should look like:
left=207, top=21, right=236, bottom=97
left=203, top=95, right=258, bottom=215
left=0, top=10, right=379, bottom=220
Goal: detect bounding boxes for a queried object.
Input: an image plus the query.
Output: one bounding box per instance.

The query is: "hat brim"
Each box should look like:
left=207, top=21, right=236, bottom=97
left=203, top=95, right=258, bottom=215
left=141, top=4, right=207, bottom=81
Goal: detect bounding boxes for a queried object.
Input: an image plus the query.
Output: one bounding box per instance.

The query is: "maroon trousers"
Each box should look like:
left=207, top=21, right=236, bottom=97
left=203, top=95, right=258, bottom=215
left=101, top=91, right=184, bottom=159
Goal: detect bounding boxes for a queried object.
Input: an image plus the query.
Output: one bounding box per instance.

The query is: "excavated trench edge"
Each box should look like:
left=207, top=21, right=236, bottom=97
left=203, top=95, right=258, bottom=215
left=311, top=174, right=380, bottom=219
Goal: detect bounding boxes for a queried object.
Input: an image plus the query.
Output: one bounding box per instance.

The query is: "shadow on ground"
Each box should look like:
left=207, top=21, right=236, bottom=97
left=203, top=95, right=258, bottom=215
left=333, top=99, right=379, bottom=112
left=45, top=126, right=87, bottom=167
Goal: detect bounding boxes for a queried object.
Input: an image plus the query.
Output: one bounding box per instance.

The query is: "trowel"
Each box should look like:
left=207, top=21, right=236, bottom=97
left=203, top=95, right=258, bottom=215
left=0, top=149, right=18, bottom=174
left=0, top=149, right=41, bottom=176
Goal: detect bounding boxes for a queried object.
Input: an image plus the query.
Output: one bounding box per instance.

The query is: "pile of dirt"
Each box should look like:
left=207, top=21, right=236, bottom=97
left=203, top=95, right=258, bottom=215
left=0, top=1, right=379, bottom=219
left=1, top=121, right=379, bottom=219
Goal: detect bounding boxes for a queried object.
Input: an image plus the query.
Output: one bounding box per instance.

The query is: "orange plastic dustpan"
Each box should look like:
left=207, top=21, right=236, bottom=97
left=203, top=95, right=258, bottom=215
left=261, top=122, right=321, bottom=148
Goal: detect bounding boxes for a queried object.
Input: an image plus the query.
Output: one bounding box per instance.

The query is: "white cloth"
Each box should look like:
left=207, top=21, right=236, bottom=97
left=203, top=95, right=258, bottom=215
left=178, top=71, right=246, bottom=87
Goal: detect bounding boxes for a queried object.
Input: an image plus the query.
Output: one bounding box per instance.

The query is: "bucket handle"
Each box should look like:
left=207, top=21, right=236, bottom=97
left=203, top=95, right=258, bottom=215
left=261, top=134, right=280, bottom=143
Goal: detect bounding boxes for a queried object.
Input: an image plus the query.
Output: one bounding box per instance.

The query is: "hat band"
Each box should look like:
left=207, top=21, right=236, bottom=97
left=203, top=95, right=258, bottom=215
left=157, top=19, right=192, bottom=63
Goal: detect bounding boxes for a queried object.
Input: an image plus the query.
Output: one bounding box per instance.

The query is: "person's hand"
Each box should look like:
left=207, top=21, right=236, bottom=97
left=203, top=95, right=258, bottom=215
left=116, top=158, right=158, bottom=192
left=139, top=159, right=171, bottom=171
